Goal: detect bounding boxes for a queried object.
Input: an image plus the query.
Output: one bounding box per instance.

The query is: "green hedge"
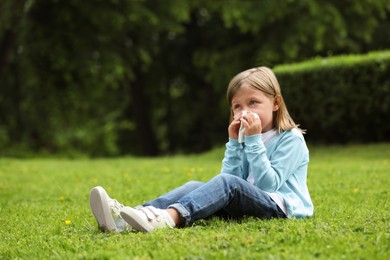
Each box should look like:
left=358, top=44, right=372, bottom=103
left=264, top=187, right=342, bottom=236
left=274, top=50, right=390, bottom=144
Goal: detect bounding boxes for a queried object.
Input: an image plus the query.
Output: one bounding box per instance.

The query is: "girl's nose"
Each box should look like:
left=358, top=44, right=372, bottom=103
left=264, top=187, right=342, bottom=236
left=241, top=105, right=249, bottom=111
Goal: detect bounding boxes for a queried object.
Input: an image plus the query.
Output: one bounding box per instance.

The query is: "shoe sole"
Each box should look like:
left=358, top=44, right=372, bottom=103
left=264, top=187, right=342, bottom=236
left=120, top=207, right=154, bottom=233
left=89, top=186, right=118, bottom=232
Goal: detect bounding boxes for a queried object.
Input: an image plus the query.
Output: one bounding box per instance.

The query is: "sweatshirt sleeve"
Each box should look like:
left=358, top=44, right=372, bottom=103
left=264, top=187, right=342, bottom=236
left=244, top=132, right=308, bottom=192
left=220, top=138, right=245, bottom=178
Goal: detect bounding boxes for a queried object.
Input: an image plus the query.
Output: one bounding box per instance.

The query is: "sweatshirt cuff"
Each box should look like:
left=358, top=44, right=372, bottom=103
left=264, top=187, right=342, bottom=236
left=226, top=138, right=242, bottom=150
left=228, top=138, right=240, bottom=145
left=244, top=134, right=262, bottom=146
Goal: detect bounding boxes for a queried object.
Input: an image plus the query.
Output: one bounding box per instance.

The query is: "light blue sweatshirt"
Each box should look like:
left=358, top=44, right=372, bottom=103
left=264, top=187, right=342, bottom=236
left=220, top=128, right=314, bottom=218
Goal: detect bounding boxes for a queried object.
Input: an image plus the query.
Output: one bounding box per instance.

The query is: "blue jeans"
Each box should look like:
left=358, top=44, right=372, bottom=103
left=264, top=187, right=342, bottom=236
left=143, top=174, right=286, bottom=227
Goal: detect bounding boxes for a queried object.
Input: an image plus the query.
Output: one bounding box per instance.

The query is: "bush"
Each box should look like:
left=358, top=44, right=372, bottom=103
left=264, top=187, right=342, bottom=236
left=274, top=50, right=390, bottom=144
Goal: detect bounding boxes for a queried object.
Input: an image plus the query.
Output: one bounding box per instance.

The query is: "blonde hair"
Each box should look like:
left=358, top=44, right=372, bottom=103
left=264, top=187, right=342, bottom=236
left=227, top=66, right=303, bottom=133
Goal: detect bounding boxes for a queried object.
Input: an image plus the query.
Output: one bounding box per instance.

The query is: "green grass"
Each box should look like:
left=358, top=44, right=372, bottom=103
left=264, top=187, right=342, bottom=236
left=0, top=144, right=389, bottom=259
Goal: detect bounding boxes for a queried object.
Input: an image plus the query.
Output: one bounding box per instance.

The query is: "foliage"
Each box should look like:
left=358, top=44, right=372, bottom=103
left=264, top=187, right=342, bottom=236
left=0, top=144, right=389, bottom=258
left=274, top=50, right=390, bottom=143
left=1, top=0, right=390, bottom=156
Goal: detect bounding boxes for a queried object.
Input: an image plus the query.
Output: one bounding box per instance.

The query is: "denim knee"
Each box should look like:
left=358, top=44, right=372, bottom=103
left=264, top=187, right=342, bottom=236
left=183, top=180, right=205, bottom=189
left=214, top=174, right=243, bottom=188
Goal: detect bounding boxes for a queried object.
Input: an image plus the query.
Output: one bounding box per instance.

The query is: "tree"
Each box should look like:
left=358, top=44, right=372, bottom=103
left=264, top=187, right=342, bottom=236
left=0, top=0, right=389, bottom=156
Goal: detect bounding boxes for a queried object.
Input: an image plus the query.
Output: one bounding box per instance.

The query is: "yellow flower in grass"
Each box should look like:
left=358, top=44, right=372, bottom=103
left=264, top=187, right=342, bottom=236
left=59, top=196, right=64, bottom=201
left=65, top=220, right=71, bottom=225
left=162, top=167, right=171, bottom=173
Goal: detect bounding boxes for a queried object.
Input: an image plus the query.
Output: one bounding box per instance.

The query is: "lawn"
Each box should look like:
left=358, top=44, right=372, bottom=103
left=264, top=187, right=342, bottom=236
left=0, top=143, right=389, bottom=259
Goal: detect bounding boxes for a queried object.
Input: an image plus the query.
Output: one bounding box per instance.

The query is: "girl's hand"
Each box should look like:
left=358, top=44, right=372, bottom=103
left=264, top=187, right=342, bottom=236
left=228, top=118, right=241, bottom=139
left=241, top=112, right=262, bottom=136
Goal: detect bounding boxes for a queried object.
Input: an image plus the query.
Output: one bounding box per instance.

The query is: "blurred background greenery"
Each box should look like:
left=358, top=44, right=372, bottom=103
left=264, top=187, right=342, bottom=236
left=1, top=0, right=389, bottom=157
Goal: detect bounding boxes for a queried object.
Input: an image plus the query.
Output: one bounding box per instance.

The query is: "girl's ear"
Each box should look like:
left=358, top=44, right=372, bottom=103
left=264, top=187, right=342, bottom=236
left=273, top=95, right=281, bottom=111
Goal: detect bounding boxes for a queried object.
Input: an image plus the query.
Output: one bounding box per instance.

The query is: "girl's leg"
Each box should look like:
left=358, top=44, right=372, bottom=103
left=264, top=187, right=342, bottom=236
left=169, top=174, right=285, bottom=227
left=142, top=181, right=205, bottom=209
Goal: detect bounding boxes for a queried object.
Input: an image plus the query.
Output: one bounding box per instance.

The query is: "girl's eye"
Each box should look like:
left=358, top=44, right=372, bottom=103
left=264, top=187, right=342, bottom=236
left=249, top=100, right=258, bottom=106
left=233, top=104, right=241, bottom=110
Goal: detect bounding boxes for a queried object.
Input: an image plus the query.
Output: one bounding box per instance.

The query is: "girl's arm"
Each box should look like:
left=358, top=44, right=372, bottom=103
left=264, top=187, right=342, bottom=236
left=245, top=131, right=308, bottom=192
left=219, top=117, right=246, bottom=178
left=220, top=138, right=245, bottom=178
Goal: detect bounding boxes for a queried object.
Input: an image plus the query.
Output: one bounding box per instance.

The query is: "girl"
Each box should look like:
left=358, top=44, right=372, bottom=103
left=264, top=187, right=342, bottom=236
left=90, top=67, right=314, bottom=233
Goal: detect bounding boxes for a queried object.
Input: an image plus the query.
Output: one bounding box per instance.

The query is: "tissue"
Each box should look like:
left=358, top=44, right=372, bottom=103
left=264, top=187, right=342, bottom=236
left=236, top=111, right=259, bottom=143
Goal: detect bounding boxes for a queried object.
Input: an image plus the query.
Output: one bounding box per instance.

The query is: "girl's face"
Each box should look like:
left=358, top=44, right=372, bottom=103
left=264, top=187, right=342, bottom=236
left=231, top=85, right=278, bottom=132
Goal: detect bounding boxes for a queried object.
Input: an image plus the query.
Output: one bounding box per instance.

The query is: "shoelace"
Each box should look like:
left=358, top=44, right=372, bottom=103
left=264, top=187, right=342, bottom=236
left=109, top=199, right=132, bottom=231
left=109, top=199, right=124, bottom=217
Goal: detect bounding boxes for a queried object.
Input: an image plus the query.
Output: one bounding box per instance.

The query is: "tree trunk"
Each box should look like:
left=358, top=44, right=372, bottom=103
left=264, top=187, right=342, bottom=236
left=128, top=66, right=159, bottom=156
left=0, top=30, right=15, bottom=79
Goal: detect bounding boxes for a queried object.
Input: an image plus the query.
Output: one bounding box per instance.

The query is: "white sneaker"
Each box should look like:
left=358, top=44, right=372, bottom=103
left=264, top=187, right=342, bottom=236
left=89, top=186, right=131, bottom=233
left=120, top=206, right=175, bottom=233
